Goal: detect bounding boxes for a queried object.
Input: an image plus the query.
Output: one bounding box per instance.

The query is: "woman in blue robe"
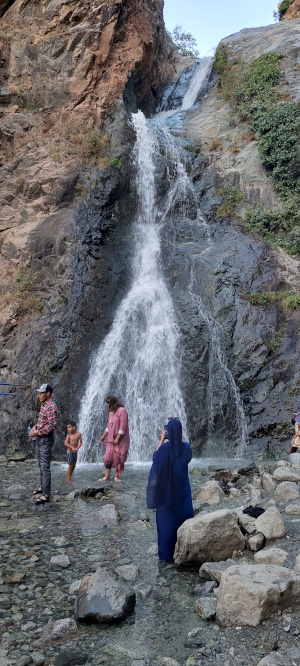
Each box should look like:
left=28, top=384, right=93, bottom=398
left=147, top=418, right=193, bottom=562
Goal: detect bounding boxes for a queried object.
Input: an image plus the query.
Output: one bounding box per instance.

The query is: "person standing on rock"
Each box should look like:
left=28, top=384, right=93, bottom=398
left=29, top=383, right=58, bottom=504
left=98, top=395, right=130, bottom=483
left=147, top=417, right=193, bottom=563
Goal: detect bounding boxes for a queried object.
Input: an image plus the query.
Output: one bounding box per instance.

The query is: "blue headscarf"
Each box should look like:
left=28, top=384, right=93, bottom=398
left=167, top=418, right=184, bottom=464
left=147, top=418, right=185, bottom=509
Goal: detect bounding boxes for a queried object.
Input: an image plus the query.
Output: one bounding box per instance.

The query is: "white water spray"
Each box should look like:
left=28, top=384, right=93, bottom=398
left=181, top=57, right=213, bottom=110
left=78, top=59, right=248, bottom=462
left=78, top=111, right=187, bottom=462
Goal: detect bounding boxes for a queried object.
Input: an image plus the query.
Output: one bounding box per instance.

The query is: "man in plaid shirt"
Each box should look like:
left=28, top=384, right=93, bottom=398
left=29, top=383, right=58, bottom=504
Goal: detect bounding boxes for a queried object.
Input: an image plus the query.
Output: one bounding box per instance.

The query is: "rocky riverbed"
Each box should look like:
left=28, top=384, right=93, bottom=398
left=1, top=456, right=300, bottom=666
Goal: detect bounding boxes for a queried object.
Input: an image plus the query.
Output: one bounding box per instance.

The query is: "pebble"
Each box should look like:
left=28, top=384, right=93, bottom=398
left=49, top=555, right=70, bottom=568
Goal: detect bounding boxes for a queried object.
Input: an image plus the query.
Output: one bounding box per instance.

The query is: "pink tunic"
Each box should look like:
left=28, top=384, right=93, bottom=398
left=103, top=407, right=130, bottom=476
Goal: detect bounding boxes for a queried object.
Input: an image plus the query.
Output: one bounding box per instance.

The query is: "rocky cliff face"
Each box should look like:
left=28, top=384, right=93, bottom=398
left=281, top=0, right=300, bottom=20
left=177, top=19, right=300, bottom=456
left=0, top=0, right=175, bottom=455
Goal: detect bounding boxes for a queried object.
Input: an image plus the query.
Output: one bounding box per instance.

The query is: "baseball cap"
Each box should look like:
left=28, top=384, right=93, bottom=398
left=35, top=383, right=53, bottom=394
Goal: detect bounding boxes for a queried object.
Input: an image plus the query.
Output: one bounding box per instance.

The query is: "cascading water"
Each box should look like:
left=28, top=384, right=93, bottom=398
left=181, top=57, right=213, bottom=110
left=78, top=111, right=187, bottom=462
left=78, top=57, right=248, bottom=462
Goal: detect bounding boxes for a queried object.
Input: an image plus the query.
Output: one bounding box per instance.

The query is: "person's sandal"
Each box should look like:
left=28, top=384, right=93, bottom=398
left=34, top=495, right=50, bottom=504
left=32, top=488, right=42, bottom=495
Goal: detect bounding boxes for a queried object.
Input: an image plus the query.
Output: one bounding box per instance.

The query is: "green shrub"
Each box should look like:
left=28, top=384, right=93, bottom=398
left=268, top=325, right=285, bottom=352
left=244, top=200, right=300, bottom=254
left=233, top=52, right=283, bottom=123
left=278, top=0, right=291, bottom=19
left=110, top=157, right=122, bottom=170
left=256, top=101, right=300, bottom=198
left=82, top=129, right=106, bottom=157
left=15, top=266, right=33, bottom=294
left=216, top=187, right=243, bottom=218
left=244, top=291, right=300, bottom=310
left=170, top=25, right=199, bottom=57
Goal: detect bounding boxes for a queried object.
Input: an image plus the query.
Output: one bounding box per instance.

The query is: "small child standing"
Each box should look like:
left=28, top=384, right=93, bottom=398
left=290, top=422, right=300, bottom=453
left=65, top=421, right=82, bottom=483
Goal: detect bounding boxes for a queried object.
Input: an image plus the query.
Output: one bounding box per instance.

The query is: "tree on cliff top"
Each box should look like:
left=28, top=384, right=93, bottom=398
left=170, top=25, right=199, bottom=57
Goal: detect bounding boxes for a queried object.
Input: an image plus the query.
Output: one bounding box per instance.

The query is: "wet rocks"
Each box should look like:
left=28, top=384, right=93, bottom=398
left=216, top=564, right=300, bottom=626
left=255, top=507, right=286, bottom=540
left=2, top=484, right=27, bottom=500
left=75, top=567, right=136, bottom=623
left=80, top=487, right=105, bottom=498
left=174, top=509, right=245, bottom=568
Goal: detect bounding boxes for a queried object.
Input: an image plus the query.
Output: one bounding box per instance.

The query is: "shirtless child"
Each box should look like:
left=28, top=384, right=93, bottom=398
left=65, top=421, right=82, bottom=483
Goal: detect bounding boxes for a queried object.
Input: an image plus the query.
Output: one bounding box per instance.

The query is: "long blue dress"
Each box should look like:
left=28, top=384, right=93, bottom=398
left=147, top=419, right=193, bottom=562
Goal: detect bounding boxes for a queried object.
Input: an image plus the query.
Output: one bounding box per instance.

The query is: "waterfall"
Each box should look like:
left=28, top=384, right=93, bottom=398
left=78, top=111, right=187, bottom=463
left=181, top=57, right=213, bottom=110
left=78, top=59, right=248, bottom=462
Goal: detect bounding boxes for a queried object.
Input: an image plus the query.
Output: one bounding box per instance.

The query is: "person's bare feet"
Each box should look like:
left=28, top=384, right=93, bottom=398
left=114, top=476, right=121, bottom=483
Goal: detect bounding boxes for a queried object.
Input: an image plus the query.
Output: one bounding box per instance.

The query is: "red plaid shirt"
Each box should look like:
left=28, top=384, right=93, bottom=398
left=37, top=399, right=58, bottom=435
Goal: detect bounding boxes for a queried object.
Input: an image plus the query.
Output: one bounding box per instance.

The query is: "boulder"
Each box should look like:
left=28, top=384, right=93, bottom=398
left=285, top=502, right=300, bottom=515
left=194, top=596, right=217, bottom=620
left=250, top=488, right=262, bottom=505
left=257, top=646, right=300, bottom=665
left=255, top=507, right=286, bottom=540
left=194, top=481, right=225, bottom=505
left=294, top=554, right=300, bottom=572
left=36, top=619, right=77, bottom=644
left=275, top=481, right=299, bottom=501
left=199, top=560, right=235, bottom=584
left=261, top=473, right=275, bottom=492
left=248, top=533, right=265, bottom=552
left=75, top=567, right=136, bottom=623
left=238, top=463, right=259, bottom=477
left=80, top=487, right=105, bottom=498
left=236, top=508, right=257, bottom=534
left=254, top=548, right=288, bottom=566
left=114, top=564, right=140, bottom=581
left=193, top=581, right=217, bottom=595
left=216, top=564, right=300, bottom=626
left=289, top=452, right=300, bottom=468
left=272, top=467, right=300, bottom=483
left=49, top=555, right=70, bottom=569
left=174, top=510, right=245, bottom=568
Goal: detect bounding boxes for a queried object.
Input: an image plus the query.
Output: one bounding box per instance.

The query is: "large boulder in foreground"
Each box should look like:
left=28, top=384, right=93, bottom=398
left=255, top=507, right=286, bottom=540
left=174, top=509, right=245, bottom=569
left=216, top=564, right=300, bottom=627
left=75, top=567, right=136, bottom=623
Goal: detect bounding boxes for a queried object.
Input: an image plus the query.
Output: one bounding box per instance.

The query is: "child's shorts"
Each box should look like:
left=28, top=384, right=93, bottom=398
left=67, top=451, right=77, bottom=465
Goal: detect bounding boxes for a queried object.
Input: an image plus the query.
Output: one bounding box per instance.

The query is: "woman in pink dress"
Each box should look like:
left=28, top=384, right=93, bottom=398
left=98, top=395, right=130, bottom=482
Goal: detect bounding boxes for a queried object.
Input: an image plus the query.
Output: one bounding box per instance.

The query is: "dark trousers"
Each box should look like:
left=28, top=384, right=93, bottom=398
left=36, top=433, right=54, bottom=496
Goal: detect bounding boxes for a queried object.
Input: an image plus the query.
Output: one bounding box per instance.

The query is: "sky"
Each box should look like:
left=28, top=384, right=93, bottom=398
left=163, top=0, right=277, bottom=57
